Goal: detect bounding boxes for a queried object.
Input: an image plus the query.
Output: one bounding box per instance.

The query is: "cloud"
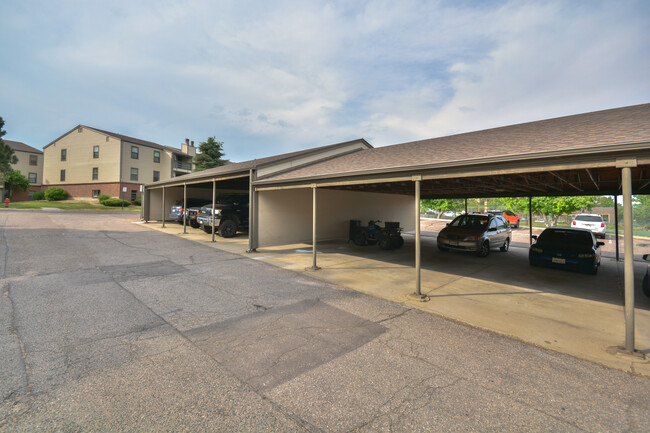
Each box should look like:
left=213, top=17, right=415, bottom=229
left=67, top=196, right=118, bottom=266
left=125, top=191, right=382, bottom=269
left=1, top=0, right=648, bottom=160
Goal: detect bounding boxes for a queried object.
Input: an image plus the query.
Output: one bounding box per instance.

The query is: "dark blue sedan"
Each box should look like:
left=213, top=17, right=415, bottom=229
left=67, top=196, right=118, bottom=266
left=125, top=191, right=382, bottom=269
left=529, top=227, right=604, bottom=274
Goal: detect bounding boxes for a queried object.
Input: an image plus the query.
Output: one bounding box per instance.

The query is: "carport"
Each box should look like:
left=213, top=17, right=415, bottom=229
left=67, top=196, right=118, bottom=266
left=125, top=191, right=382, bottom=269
left=252, top=104, right=650, bottom=358
left=142, top=139, right=373, bottom=249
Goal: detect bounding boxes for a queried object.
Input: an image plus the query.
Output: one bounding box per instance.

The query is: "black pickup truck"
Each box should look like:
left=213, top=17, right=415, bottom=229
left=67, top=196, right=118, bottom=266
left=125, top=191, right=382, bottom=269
left=196, top=199, right=249, bottom=238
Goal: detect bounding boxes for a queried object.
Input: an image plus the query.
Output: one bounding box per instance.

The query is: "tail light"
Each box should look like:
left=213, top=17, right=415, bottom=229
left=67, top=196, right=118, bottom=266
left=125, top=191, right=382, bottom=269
left=572, top=221, right=576, bottom=226
left=601, top=222, right=605, bottom=228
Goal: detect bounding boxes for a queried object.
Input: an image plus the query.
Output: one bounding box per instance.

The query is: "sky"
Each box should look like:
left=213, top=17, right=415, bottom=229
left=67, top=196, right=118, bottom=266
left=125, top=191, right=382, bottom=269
left=1, top=0, right=649, bottom=162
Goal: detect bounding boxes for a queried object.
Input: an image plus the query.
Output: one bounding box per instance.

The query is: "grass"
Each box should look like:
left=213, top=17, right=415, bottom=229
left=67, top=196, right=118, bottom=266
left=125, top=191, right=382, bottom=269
left=3, top=200, right=141, bottom=211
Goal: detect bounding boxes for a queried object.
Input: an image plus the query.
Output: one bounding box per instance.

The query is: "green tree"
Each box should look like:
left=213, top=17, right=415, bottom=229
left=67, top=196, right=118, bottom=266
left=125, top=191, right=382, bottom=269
left=193, top=137, right=229, bottom=172
left=420, top=199, right=464, bottom=217
left=0, top=117, right=18, bottom=181
left=4, top=170, right=30, bottom=199
left=532, top=196, right=597, bottom=227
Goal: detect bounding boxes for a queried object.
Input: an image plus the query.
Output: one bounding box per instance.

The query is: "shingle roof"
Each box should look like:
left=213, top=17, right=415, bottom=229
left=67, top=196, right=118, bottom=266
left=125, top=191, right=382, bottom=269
left=146, top=138, right=371, bottom=187
left=257, top=104, right=650, bottom=184
left=4, top=140, right=42, bottom=154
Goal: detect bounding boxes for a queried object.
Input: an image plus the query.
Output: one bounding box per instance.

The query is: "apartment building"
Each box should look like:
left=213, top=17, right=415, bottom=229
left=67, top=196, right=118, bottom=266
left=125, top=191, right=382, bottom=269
left=1, top=140, right=43, bottom=201
left=43, top=125, right=196, bottom=201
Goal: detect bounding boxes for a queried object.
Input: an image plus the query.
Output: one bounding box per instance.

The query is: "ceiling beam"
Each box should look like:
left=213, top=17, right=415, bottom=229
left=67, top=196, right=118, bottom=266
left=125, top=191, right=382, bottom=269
left=549, top=171, right=584, bottom=192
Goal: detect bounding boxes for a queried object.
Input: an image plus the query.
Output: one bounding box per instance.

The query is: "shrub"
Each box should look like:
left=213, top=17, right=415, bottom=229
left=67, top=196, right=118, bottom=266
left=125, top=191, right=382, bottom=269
left=32, top=191, right=45, bottom=200
left=97, top=194, right=110, bottom=203
left=44, top=187, right=68, bottom=201
left=102, top=197, right=130, bottom=207
left=134, top=196, right=142, bottom=205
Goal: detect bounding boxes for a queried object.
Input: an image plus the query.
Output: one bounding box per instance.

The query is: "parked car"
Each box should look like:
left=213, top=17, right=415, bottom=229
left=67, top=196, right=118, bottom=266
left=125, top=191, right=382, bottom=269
left=169, top=199, right=210, bottom=224
left=196, top=199, right=249, bottom=238
left=488, top=209, right=520, bottom=228
left=643, top=254, right=650, bottom=297
left=572, top=214, right=606, bottom=239
left=437, top=213, right=511, bottom=257
left=184, top=206, right=204, bottom=228
left=529, top=227, right=604, bottom=274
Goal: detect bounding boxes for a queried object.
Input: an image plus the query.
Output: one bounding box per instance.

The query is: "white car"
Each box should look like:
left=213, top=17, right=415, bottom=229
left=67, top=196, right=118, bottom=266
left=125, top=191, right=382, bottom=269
left=572, top=214, right=606, bottom=239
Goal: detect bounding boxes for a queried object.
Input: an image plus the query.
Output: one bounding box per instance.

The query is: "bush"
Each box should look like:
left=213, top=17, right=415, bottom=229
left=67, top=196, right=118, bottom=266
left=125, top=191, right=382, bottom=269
left=32, top=191, right=45, bottom=200
left=44, top=187, right=68, bottom=201
left=102, top=197, right=130, bottom=207
left=134, top=196, right=142, bottom=205
left=97, top=194, right=110, bottom=204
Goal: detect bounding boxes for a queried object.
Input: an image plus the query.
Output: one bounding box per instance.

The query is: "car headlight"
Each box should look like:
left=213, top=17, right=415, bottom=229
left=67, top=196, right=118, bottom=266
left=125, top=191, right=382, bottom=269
left=464, top=235, right=479, bottom=241
left=531, top=247, right=543, bottom=253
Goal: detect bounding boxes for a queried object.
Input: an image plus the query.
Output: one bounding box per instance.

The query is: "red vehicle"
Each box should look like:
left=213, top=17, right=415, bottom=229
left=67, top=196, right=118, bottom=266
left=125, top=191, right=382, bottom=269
left=488, top=210, right=520, bottom=228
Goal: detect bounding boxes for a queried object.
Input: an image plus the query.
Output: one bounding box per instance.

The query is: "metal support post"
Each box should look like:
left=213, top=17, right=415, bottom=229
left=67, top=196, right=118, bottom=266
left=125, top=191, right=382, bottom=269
left=621, top=167, right=635, bottom=353
left=183, top=183, right=187, bottom=234
left=311, top=185, right=320, bottom=270
left=464, top=198, right=468, bottom=214
left=162, top=187, right=166, bottom=228
left=408, top=177, right=427, bottom=301
left=211, top=180, right=216, bottom=242
left=247, top=169, right=257, bottom=252
left=529, top=196, right=533, bottom=245
left=614, top=194, right=620, bottom=261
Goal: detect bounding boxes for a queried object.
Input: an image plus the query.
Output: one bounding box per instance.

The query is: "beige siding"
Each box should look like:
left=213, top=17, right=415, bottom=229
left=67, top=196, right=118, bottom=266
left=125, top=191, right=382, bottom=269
left=12, top=150, right=43, bottom=185
left=258, top=188, right=414, bottom=247
left=121, top=141, right=174, bottom=185
left=43, top=127, right=121, bottom=185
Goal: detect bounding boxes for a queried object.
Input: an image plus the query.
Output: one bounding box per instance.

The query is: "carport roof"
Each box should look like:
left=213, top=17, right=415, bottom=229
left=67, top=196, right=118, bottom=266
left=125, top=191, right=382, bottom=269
left=145, top=138, right=372, bottom=187
left=255, top=104, right=650, bottom=185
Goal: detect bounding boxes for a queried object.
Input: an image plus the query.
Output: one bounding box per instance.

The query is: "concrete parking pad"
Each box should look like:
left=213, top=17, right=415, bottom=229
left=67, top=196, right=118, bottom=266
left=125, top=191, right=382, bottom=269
left=145, top=221, right=650, bottom=377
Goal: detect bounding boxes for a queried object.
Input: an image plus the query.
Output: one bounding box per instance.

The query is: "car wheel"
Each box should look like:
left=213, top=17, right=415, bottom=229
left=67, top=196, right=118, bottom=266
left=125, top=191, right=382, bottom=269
left=588, top=263, right=599, bottom=275
left=478, top=241, right=490, bottom=257
left=202, top=225, right=213, bottom=234
left=394, top=236, right=404, bottom=249
left=500, top=238, right=510, bottom=252
left=643, top=273, right=650, bottom=297
left=218, top=219, right=238, bottom=238
left=190, top=220, right=200, bottom=229
left=353, top=231, right=367, bottom=246
left=438, top=245, right=448, bottom=252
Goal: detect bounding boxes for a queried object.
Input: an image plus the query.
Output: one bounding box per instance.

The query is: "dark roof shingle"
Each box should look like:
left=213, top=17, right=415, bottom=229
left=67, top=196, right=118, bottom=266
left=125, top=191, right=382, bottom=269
left=4, top=140, right=42, bottom=154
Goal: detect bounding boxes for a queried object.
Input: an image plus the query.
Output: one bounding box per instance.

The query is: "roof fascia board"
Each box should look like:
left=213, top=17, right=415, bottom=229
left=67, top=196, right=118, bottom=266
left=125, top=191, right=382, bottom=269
left=145, top=173, right=249, bottom=189
left=254, top=140, right=650, bottom=186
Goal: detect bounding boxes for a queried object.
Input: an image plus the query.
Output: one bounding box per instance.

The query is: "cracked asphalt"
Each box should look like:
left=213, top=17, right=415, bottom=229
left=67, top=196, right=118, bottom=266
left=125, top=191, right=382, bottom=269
left=1, top=210, right=649, bottom=432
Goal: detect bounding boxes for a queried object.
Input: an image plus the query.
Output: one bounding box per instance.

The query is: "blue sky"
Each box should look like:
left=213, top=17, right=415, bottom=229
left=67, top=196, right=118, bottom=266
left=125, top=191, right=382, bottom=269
left=1, top=0, right=649, bottom=162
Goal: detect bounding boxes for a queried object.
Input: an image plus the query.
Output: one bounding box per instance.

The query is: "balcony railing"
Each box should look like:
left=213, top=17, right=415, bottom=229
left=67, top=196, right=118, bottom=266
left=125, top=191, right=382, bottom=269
left=175, top=160, right=192, bottom=171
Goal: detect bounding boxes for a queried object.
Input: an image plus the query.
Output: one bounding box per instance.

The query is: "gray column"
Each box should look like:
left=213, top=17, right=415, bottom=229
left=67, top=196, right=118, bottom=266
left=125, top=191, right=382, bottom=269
left=415, top=178, right=421, bottom=296
left=162, top=187, right=166, bottom=228
left=311, top=185, right=320, bottom=270
left=211, top=180, right=216, bottom=242
left=529, top=196, right=533, bottom=245
left=183, top=183, right=187, bottom=234
left=247, top=169, right=256, bottom=252
left=614, top=194, right=620, bottom=261
left=464, top=198, right=468, bottom=215
left=621, top=167, right=635, bottom=352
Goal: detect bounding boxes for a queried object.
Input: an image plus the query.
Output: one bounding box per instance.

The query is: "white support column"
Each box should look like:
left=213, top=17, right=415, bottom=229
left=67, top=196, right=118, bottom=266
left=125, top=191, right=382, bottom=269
left=311, top=185, right=320, bottom=270
left=183, top=183, right=187, bottom=234
left=211, top=180, right=216, bottom=242
left=622, top=166, right=635, bottom=353
left=247, top=169, right=256, bottom=253
left=161, top=187, right=166, bottom=228
left=409, top=176, right=427, bottom=301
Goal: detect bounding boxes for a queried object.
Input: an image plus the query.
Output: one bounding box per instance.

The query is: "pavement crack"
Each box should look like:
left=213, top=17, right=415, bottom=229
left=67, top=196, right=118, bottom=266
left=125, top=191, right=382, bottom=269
left=374, top=308, right=412, bottom=324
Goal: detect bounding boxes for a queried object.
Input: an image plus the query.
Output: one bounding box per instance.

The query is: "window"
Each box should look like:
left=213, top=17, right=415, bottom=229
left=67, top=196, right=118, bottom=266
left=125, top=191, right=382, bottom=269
left=60, top=169, right=66, bottom=182
left=130, top=167, right=138, bottom=181
left=28, top=191, right=34, bottom=200
left=153, top=150, right=160, bottom=163
left=28, top=173, right=37, bottom=183
left=92, top=167, right=98, bottom=180
left=61, top=149, right=67, bottom=161
left=93, top=145, right=99, bottom=158
left=131, top=190, right=137, bottom=201
left=29, top=155, right=37, bottom=166
left=153, top=170, right=160, bottom=182
left=131, top=146, right=139, bottom=159
left=92, top=189, right=100, bottom=198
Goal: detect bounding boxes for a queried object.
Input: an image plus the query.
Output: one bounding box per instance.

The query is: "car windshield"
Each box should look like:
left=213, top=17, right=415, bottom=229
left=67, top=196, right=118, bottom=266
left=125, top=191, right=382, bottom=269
left=575, top=215, right=602, bottom=222
left=538, top=229, right=593, bottom=246
left=449, top=215, right=489, bottom=229
left=505, top=210, right=516, bottom=216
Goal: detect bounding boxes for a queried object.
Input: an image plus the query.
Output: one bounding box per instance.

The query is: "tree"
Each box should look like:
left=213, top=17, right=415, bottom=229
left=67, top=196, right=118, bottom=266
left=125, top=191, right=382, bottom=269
left=420, top=199, right=464, bottom=217
left=4, top=170, right=30, bottom=199
left=0, top=117, right=18, bottom=180
left=193, top=137, right=229, bottom=172
left=531, top=196, right=597, bottom=227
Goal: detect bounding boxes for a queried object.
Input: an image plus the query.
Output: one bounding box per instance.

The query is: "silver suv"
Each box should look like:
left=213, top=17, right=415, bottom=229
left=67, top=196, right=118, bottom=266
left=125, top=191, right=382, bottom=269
left=437, top=213, right=512, bottom=257
left=572, top=214, right=606, bottom=239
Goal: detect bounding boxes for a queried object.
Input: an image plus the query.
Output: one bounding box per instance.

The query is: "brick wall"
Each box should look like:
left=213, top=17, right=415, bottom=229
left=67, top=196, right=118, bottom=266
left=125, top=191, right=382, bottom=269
left=41, top=182, right=142, bottom=201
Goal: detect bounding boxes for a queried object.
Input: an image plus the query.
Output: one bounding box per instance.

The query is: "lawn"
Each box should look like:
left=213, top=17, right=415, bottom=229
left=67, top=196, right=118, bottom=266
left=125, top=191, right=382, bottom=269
left=3, top=200, right=141, bottom=211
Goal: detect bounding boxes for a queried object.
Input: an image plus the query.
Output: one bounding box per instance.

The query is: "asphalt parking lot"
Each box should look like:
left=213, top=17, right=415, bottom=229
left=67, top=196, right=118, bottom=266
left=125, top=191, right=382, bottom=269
left=2, top=210, right=650, bottom=432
